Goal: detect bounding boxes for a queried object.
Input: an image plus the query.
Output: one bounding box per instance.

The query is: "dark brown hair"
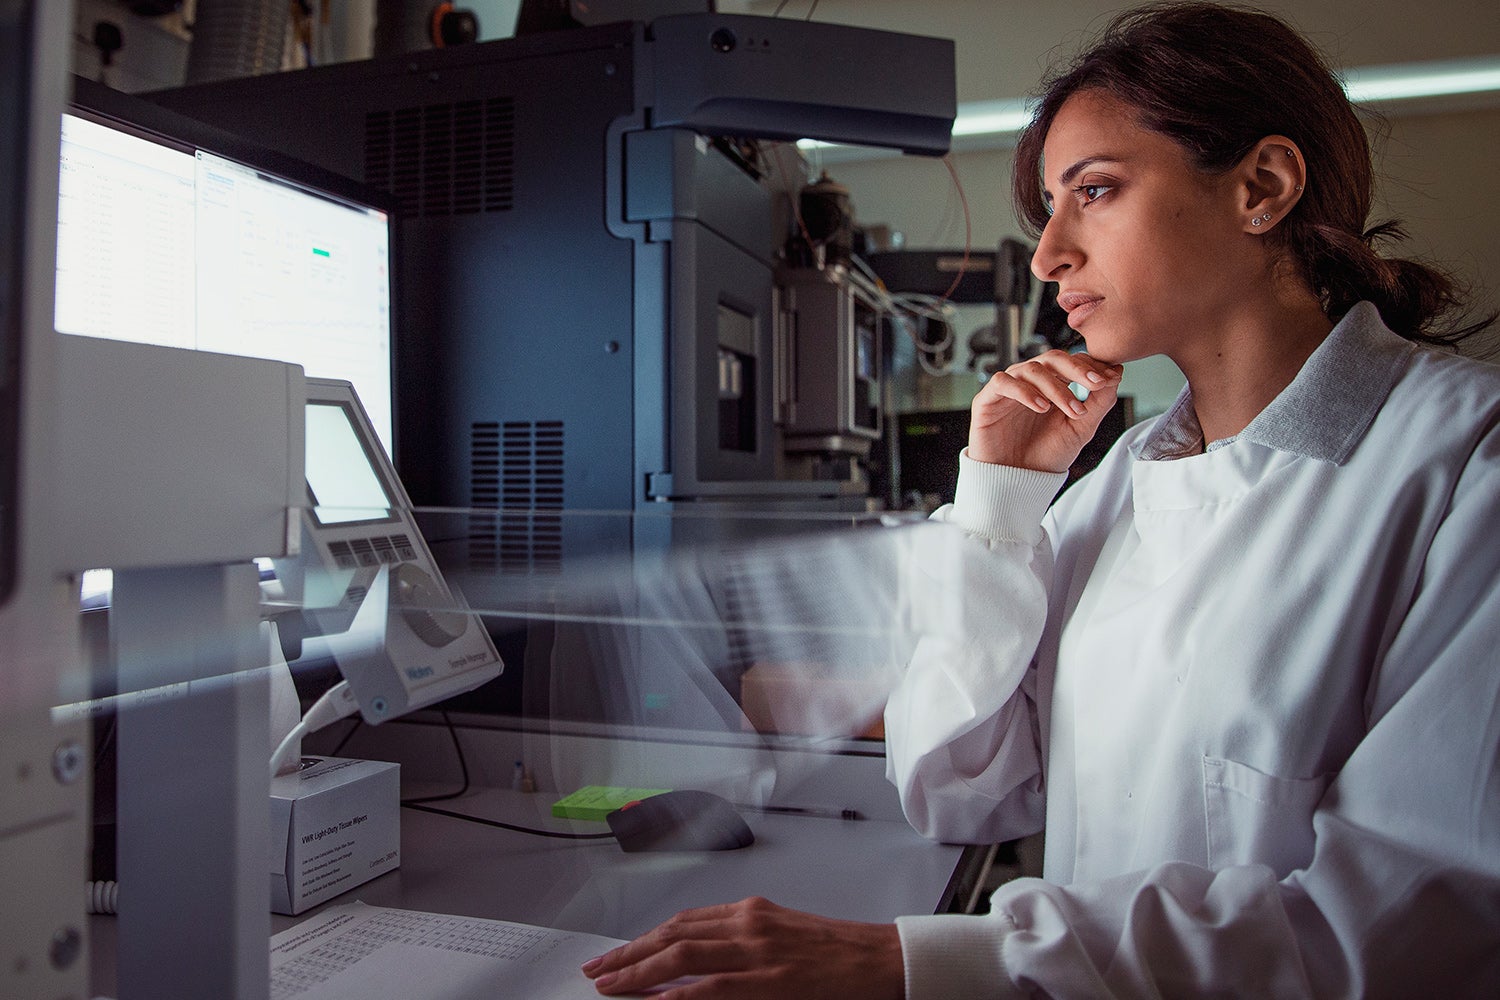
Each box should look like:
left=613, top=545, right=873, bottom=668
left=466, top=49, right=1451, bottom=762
left=1012, top=2, right=1491, bottom=346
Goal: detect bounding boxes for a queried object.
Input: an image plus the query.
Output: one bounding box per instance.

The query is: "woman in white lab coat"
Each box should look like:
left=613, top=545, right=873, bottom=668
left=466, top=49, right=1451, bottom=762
left=583, top=3, right=1500, bottom=996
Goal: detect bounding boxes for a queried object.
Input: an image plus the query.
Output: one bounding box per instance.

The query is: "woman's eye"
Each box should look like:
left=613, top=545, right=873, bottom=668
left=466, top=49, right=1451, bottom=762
left=1076, top=183, right=1112, bottom=204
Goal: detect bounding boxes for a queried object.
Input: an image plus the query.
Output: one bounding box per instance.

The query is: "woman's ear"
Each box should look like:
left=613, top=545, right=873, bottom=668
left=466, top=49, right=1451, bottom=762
left=1237, top=135, right=1306, bottom=235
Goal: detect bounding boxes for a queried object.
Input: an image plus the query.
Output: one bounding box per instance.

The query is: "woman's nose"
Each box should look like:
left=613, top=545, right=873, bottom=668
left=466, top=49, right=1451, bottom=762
left=1031, top=213, right=1079, bottom=281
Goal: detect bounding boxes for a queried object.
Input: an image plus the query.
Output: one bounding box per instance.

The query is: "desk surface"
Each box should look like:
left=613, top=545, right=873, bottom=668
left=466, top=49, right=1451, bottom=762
left=291, top=785, right=968, bottom=941
left=91, top=737, right=977, bottom=997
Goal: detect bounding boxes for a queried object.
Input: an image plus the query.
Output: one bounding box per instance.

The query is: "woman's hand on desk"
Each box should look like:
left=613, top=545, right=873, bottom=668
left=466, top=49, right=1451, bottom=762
left=969, top=349, right=1122, bottom=473
left=581, top=896, right=902, bottom=999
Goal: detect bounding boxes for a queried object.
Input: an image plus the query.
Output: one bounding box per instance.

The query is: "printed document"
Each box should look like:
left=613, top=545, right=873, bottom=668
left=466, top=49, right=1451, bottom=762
left=269, top=901, right=627, bottom=999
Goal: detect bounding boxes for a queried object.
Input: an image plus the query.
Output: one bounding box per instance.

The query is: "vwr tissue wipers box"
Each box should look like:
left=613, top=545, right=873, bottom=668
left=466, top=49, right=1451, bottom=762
left=270, top=756, right=400, bottom=915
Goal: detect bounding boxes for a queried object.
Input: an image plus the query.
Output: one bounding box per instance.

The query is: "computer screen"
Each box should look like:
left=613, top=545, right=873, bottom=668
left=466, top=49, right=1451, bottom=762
left=305, top=401, right=398, bottom=527
left=53, top=79, right=396, bottom=454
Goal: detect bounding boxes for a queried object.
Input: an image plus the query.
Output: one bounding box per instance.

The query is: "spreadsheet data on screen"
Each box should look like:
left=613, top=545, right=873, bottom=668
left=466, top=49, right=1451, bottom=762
left=54, top=112, right=394, bottom=453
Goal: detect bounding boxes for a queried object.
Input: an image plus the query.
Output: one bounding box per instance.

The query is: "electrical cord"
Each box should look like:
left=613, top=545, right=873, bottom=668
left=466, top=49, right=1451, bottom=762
left=97, top=707, right=608, bottom=917
left=270, top=680, right=359, bottom=778
left=86, top=880, right=119, bottom=915
left=848, top=255, right=954, bottom=325
left=397, top=709, right=612, bottom=840
left=400, top=710, right=471, bottom=805
left=845, top=257, right=960, bottom=376
left=937, top=154, right=973, bottom=303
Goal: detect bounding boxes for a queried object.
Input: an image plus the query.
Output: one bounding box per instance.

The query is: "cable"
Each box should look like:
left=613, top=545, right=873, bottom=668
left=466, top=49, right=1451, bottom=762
left=844, top=254, right=959, bottom=376
left=271, top=680, right=358, bottom=777
left=772, top=0, right=792, bottom=15
left=937, top=154, right=973, bottom=304
left=393, top=712, right=608, bottom=839
left=86, top=880, right=119, bottom=915
left=402, top=802, right=616, bottom=841
left=384, top=709, right=605, bottom=838
left=849, top=252, right=884, bottom=288
left=400, top=710, right=471, bottom=805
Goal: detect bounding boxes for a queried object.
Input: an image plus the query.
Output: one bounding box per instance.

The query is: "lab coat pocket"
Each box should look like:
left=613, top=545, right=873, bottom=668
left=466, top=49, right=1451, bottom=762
left=1202, top=756, right=1329, bottom=877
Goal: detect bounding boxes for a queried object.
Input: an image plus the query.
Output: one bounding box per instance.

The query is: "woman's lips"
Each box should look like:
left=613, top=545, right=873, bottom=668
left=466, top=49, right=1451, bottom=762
left=1056, top=291, right=1103, bottom=327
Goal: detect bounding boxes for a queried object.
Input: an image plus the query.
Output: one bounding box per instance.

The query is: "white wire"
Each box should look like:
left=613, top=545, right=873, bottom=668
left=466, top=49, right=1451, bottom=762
left=270, top=680, right=357, bottom=777
left=915, top=341, right=956, bottom=377
left=846, top=256, right=960, bottom=330
left=842, top=261, right=960, bottom=375
left=849, top=253, right=885, bottom=289
left=86, top=880, right=119, bottom=915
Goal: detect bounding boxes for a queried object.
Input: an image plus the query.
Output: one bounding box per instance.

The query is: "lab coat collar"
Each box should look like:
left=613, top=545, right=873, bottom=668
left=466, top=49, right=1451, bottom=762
left=1134, top=302, right=1417, bottom=465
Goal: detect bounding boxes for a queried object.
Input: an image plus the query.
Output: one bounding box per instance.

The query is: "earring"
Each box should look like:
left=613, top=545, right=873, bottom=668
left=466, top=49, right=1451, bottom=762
left=1295, top=185, right=1304, bottom=192
left=1262, top=213, right=1273, bottom=221
left=1251, top=218, right=1262, bottom=227
left=1286, top=149, right=1295, bottom=156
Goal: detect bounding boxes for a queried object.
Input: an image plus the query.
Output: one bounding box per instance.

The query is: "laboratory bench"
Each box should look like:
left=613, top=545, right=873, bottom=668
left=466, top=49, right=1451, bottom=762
left=88, top=712, right=994, bottom=997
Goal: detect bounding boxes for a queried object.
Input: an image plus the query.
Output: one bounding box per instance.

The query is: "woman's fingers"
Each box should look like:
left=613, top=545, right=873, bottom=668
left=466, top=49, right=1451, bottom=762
left=967, top=350, right=1123, bottom=470
left=583, top=903, right=751, bottom=985
left=1012, top=361, right=1085, bottom=416
left=590, top=939, right=749, bottom=995
left=582, top=897, right=903, bottom=1000
left=981, top=350, right=1122, bottom=419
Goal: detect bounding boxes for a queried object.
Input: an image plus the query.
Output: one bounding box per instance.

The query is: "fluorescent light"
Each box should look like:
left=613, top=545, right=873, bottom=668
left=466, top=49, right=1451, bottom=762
left=1343, top=57, right=1500, bottom=103
left=949, top=98, right=1033, bottom=137
left=798, top=55, right=1500, bottom=158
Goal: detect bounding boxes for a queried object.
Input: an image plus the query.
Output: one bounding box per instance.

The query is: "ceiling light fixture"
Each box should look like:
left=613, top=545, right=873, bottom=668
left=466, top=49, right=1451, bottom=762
left=799, top=56, right=1500, bottom=160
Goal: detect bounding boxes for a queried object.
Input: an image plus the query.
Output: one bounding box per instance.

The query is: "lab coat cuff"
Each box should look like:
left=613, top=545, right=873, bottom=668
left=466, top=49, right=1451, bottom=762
left=952, top=450, right=1066, bottom=543
left=897, top=912, right=1020, bottom=1000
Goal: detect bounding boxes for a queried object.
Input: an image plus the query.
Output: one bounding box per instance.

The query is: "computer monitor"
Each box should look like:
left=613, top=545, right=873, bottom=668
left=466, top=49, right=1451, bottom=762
left=54, top=77, right=397, bottom=454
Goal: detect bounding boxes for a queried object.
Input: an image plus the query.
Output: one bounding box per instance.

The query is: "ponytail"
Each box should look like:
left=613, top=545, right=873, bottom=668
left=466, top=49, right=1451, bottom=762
left=1291, top=219, right=1489, bottom=348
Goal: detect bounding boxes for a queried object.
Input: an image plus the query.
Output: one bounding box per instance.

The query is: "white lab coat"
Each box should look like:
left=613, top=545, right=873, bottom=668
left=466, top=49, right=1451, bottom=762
left=886, top=303, right=1500, bottom=998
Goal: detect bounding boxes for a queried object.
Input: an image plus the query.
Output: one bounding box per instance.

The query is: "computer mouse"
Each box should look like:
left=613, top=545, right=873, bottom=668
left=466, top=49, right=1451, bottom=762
left=606, top=790, right=755, bottom=852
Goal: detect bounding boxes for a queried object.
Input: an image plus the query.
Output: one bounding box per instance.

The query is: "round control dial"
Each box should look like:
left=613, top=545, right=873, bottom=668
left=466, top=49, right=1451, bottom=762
left=393, top=562, right=469, bottom=648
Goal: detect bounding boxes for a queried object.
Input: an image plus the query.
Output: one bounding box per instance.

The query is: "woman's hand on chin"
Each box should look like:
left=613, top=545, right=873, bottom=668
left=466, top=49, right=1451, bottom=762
left=969, top=349, right=1123, bottom=472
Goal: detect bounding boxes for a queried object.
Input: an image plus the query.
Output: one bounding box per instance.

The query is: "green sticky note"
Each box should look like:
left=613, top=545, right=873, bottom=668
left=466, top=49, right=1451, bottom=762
left=550, top=785, right=671, bottom=822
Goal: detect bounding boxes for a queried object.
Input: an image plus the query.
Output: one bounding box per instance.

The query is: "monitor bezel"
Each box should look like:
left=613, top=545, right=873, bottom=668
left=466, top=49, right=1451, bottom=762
left=65, top=74, right=403, bottom=461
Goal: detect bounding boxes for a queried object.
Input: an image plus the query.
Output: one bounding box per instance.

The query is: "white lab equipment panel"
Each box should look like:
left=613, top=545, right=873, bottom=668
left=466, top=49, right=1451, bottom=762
left=53, top=334, right=304, bottom=571
left=1, top=2, right=87, bottom=998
